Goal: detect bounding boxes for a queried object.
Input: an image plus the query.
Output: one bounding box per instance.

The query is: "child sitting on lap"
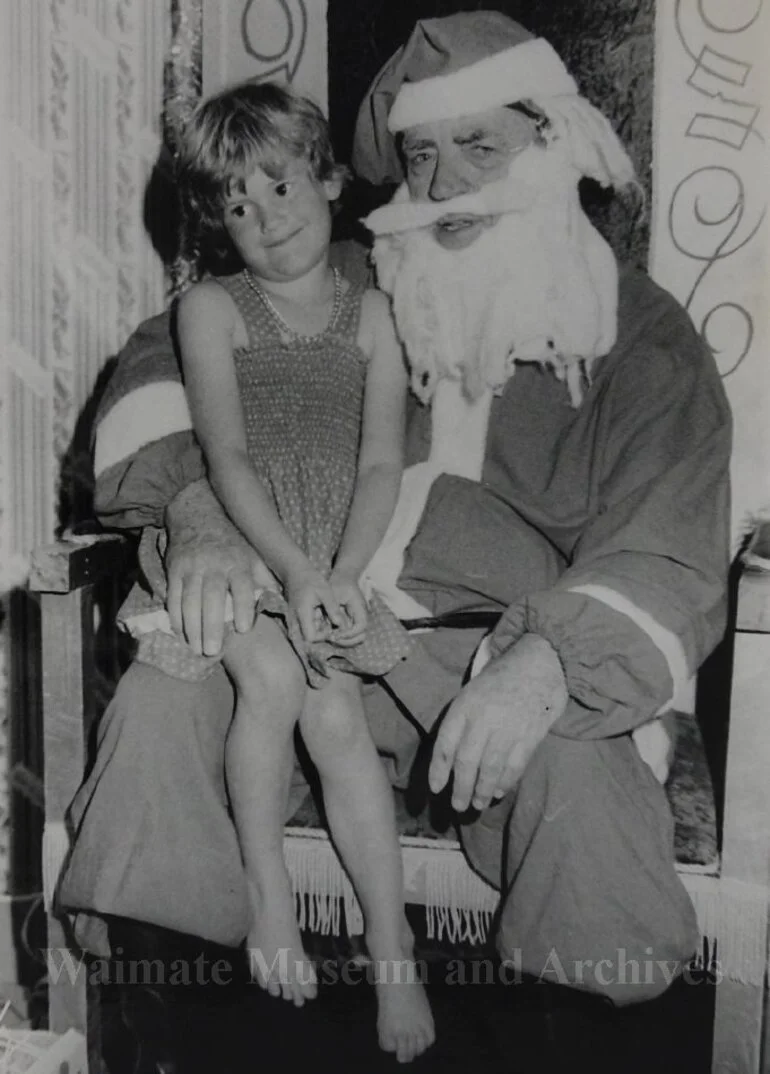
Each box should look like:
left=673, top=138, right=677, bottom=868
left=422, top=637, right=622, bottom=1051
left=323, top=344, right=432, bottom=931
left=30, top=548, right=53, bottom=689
left=172, top=80, right=434, bottom=1064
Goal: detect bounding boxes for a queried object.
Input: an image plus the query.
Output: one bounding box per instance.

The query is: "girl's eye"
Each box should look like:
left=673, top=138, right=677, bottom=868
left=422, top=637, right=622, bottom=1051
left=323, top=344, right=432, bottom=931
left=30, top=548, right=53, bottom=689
left=228, top=202, right=251, bottom=220
left=274, top=181, right=291, bottom=197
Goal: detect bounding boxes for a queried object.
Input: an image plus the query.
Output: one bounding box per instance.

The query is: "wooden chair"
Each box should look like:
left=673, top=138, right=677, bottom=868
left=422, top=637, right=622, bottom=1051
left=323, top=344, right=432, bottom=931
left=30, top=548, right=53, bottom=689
left=27, top=524, right=770, bottom=1074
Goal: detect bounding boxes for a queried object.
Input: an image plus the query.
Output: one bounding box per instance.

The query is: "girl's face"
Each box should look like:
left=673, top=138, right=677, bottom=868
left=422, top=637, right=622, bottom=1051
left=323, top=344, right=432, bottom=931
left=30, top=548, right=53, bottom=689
left=222, top=158, right=341, bottom=283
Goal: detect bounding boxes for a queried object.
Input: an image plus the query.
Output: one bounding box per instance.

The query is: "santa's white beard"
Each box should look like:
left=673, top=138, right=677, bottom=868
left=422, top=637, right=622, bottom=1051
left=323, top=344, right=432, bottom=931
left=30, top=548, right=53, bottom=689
left=369, top=144, right=620, bottom=407
left=360, top=137, right=630, bottom=619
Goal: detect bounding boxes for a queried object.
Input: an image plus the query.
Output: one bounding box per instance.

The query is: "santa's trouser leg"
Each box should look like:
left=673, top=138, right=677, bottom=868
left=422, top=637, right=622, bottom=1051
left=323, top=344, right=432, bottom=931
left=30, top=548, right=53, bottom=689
left=59, top=661, right=253, bottom=952
left=462, top=730, right=699, bottom=1004
left=363, top=625, right=487, bottom=785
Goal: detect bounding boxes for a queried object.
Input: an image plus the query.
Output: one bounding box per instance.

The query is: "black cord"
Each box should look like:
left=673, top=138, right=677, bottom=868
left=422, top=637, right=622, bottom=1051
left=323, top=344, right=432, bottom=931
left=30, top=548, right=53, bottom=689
left=401, top=610, right=502, bottom=631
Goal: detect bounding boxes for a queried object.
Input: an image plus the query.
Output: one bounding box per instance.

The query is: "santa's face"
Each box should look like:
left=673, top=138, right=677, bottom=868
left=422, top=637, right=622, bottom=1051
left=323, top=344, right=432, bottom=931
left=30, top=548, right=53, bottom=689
left=400, top=106, right=538, bottom=250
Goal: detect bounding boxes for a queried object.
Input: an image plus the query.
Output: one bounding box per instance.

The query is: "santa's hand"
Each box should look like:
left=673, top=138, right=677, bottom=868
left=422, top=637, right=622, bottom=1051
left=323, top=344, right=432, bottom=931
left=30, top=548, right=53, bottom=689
left=428, top=634, right=568, bottom=813
left=166, top=480, right=264, bottom=655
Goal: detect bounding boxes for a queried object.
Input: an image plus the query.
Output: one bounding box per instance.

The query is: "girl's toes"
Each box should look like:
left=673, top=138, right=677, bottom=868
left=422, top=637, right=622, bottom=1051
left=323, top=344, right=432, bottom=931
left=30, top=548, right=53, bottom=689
left=380, top=1029, right=397, bottom=1055
left=397, top=1034, right=416, bottom=1064
left=300, top=962, right=318, bottom=1000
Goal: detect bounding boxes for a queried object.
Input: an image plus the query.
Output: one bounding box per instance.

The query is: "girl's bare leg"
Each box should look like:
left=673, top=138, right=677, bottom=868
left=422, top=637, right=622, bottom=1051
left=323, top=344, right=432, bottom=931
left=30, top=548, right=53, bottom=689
left=224, top=617, right=317, bottom=1006
left=299, top=672, right=435, bottom=1062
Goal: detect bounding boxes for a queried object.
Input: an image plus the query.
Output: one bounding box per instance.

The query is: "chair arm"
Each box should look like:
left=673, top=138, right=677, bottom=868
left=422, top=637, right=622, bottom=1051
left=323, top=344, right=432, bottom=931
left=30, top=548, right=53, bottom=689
left=736, top=520, right=770, bottom=632
left=27, top=531, right=135, bottom=1055
left=28, top=530, right=136, bottom=887
left=29, top=532, right=133, bottom=594
left=708, top=523, right=770, bottom=1074
left=720, top=520, right=770, bottom=887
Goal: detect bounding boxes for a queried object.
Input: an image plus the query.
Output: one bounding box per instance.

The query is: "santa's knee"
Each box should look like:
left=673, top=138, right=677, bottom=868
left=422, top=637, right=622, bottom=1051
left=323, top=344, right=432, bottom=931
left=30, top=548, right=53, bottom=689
left=495, top=734, right=698, bottom=1006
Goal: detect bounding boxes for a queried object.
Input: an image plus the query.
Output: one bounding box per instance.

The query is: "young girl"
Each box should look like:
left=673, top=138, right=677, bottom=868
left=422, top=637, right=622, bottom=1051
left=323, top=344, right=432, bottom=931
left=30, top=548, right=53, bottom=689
left=175, top=81, right=434, bottom=1063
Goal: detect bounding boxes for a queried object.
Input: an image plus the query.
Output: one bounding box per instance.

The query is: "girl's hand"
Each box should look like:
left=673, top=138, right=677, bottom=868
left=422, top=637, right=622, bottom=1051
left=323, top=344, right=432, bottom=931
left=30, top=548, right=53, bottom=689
left=327, top=569, right=369, bottom=646
left=284, top=565, right=344, bottom=643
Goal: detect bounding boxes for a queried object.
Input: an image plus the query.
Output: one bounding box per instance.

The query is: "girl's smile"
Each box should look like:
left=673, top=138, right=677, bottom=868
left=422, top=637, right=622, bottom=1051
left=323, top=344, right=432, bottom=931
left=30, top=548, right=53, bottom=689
left=262, top=227, right=303, bottom=248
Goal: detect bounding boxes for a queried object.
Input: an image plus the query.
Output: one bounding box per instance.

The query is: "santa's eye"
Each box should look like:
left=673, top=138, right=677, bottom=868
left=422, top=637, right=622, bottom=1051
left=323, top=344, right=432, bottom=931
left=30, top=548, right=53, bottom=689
left=405, top=148, right=435, bottom=170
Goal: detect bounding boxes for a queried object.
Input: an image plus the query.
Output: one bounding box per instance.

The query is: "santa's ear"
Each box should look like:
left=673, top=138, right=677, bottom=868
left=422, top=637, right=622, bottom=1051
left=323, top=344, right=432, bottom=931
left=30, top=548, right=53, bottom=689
left=322, top=162, right=350, bottom=204
left=323, top=174, right=344, bottom=203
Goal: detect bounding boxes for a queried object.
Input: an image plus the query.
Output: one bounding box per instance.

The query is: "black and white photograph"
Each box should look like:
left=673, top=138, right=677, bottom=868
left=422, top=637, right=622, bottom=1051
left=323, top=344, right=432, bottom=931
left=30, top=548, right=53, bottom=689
left=1, top=2, right=768, bottom=1072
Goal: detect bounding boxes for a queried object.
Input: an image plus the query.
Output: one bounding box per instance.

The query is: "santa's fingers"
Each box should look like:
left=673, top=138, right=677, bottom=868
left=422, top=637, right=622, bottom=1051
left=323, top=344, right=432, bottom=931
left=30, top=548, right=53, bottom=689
left=441, top=712, right=492, bottom=813
left=470, top=748, right=508, bottom=812
left=429, top=704, right=470, bottom=796
left=492, top=747, right=528, bottom=803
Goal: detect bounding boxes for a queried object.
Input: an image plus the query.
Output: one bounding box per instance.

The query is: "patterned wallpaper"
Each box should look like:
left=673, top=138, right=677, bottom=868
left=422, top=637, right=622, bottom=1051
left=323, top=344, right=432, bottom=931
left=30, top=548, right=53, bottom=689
left=0, top=0, right=202, bottom=893
left=650, top=1, right=769, bottom=546
left=201, top=0, right=328, bottom=106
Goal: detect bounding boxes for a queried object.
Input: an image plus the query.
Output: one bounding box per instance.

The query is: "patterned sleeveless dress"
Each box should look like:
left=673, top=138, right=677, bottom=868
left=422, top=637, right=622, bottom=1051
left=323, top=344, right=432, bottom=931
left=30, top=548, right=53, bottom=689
left=214, top=269, right=413, bottom=685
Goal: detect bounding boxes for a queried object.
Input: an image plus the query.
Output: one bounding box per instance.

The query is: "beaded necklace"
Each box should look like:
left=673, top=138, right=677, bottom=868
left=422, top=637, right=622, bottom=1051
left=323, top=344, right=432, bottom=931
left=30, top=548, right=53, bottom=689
left=243, top=267, right=343, bottom=341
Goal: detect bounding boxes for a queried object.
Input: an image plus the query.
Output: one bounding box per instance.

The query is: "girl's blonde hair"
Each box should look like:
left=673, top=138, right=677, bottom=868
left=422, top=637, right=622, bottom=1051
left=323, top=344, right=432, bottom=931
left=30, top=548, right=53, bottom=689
left=176, top=80, right=343, bottom=275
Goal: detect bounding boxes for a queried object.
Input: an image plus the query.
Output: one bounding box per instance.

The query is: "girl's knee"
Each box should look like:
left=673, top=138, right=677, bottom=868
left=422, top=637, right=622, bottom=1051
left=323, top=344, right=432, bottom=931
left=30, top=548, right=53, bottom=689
left=226, top=632, right=304, bottom=718
left=302, top=683, right=365, bottom=753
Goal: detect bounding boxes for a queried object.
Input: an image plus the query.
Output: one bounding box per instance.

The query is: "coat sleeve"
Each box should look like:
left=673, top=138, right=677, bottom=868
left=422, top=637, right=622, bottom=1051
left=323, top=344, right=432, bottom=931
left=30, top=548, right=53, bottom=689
left=489, top=300, right=732, bottom=739
left=92, top=308, right=206, bottom=530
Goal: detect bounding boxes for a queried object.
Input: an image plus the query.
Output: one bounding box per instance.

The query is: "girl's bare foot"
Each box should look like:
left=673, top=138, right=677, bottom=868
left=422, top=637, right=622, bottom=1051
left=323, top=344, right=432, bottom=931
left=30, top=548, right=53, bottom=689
left=374, top=955, right=435, bottom=1063
left=246, top=875, right=317, bottom=1006
left=368, top=926, right=435, bottom=1063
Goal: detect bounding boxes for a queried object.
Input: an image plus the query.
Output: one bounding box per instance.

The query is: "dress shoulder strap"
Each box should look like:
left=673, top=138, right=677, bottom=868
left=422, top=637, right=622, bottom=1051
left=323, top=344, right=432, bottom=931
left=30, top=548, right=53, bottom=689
left=213, top=271, right=285, bottom=349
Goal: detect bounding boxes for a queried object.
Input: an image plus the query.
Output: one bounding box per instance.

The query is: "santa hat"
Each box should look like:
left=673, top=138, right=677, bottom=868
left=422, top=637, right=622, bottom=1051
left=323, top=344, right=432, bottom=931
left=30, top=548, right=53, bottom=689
left=352, top=11, right=635, bottom=192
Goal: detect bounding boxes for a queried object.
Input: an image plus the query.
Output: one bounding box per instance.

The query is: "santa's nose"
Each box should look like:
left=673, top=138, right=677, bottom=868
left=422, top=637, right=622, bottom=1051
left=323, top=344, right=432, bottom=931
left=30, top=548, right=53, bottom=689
left=429, top=161, right=475, bottom=201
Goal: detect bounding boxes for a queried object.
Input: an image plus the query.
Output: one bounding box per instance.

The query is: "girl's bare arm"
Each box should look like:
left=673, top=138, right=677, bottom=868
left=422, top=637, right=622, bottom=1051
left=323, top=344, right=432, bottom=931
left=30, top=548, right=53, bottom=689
left=177, top=282, right=317, bottom=590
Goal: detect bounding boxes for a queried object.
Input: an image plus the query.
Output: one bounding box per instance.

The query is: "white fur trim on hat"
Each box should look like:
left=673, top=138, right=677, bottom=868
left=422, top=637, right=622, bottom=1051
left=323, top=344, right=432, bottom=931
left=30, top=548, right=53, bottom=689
left=387, top=38, right=577, bottom=133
